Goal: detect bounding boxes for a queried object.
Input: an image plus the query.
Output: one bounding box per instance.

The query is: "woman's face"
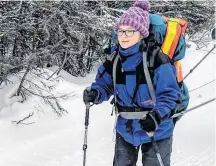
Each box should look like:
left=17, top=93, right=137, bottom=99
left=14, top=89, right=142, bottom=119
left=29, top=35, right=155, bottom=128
left=117, top=25, right=143, bottom=49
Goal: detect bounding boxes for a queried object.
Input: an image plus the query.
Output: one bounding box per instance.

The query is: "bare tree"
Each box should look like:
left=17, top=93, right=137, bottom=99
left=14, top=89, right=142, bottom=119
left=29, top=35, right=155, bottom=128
left=0, top=1, right=215, bottom=122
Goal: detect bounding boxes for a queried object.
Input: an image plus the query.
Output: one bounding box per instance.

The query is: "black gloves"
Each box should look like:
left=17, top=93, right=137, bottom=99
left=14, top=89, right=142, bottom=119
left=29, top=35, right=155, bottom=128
left=83, top=88, right=98, bottom=103
left=140, top=111, right=161, bottom=132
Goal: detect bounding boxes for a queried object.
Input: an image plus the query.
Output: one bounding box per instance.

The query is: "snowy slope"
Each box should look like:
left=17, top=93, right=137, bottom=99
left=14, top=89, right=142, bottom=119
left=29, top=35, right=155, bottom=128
left=171, top=41, right=215, bottom=166
left=0, top=41, right=215, bottom=166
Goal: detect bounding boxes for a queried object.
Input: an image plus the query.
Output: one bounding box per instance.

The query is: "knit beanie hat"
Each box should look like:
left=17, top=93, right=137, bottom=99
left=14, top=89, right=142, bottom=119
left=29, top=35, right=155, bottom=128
left=114, top=0, right=150, bottom=38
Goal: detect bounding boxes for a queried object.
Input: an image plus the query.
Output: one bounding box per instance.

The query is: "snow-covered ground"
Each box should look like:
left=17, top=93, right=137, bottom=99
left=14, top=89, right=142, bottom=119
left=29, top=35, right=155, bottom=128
left=0, top=41, right=215, bottom=166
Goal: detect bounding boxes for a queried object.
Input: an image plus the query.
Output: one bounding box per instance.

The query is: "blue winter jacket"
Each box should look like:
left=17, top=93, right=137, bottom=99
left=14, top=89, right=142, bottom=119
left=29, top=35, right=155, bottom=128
left=91, top=14, right=185, bottom=146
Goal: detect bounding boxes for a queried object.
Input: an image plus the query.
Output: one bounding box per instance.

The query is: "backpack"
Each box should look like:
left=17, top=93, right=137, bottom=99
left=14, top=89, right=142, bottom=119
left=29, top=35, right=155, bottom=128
left=158, top=16, right=190, bottom=118
left=109, top=15, right=190, bottom=121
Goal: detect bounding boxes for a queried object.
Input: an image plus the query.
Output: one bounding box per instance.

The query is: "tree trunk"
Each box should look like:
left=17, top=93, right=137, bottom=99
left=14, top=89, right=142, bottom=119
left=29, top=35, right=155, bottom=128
left=17, top=60, right=33, bottom=96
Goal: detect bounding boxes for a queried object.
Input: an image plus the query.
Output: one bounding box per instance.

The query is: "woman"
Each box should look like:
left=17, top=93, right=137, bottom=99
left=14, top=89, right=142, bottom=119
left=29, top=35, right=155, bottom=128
left=83, top=0, right=184, bottom=165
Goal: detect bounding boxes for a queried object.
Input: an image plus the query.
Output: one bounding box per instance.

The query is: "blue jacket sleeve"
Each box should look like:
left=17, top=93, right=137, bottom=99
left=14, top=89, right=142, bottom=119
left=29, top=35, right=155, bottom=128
left=91, top=62, right=114, bottom=104
left=153, top=63, right=181, bottom=118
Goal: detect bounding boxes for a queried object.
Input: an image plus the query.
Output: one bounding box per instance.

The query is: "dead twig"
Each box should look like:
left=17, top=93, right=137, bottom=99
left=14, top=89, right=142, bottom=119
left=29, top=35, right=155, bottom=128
left=12, top=112, right=35, bottom=125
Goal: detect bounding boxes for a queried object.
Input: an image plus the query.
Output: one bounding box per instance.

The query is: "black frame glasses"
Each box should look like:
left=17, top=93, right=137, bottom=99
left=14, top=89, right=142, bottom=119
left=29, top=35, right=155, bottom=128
left=117, top=30, right=137, bottom=37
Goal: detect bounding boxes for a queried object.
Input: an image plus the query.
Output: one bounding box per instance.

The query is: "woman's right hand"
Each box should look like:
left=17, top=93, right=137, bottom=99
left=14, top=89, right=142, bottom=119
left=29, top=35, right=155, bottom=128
left=83, top=88, right=98, bottom=103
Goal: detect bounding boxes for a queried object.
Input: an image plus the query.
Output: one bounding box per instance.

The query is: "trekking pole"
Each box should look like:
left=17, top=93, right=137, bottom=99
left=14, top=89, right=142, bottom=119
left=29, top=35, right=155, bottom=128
left=147, top=132, right=164, bottom=166
left=171, top=97, right=216, bottom=119
left=189, top=79, right=216, bottom=92
left=83, top=88, right=92, bottom=166
left=147, top=97, right=216, bottom=166
left=183, top=44, right=216, bottom=80
left=83, top=101, right=90, bottom=166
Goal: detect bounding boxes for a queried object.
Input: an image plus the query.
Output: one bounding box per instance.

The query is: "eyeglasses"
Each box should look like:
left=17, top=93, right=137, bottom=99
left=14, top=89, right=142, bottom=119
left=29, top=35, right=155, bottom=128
left=117, top=30, right=137, bottom=37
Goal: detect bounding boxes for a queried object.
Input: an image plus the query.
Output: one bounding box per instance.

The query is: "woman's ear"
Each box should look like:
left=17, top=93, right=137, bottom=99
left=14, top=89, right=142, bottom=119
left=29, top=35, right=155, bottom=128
left=139, top=36, right=144, bottom=42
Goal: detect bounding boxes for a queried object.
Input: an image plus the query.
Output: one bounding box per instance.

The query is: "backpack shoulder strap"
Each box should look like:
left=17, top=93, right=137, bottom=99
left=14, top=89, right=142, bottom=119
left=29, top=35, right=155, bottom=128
left=142, top=51, right=156, bottom=106
left=112, top=52, right=119, bottom=106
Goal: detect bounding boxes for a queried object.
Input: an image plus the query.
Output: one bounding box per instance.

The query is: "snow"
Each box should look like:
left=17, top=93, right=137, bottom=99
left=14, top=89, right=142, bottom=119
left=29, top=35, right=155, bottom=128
left=0, top=41, right=215, bottom=166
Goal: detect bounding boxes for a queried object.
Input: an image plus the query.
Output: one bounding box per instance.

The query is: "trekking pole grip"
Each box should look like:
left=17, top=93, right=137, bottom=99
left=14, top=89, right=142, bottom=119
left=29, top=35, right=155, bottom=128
left=84, top=87, right=91, bottom=126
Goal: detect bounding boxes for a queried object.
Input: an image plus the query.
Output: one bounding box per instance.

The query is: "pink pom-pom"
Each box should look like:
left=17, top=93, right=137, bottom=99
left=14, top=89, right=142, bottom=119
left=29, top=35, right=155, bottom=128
left=134, top=0, right=150, bottom=11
